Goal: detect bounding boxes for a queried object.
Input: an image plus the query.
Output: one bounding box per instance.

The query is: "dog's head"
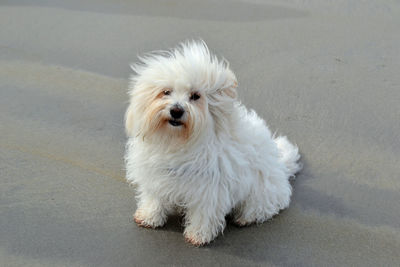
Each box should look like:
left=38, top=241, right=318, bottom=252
left=125, top=41, right=238, bottom=147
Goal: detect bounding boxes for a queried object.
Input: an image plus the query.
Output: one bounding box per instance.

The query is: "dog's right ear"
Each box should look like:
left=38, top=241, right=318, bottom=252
left=125, top=104, right=135, bottom=137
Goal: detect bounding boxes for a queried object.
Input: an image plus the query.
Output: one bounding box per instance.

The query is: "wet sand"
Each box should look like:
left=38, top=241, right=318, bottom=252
left=1, top=0, right=399, bottom=266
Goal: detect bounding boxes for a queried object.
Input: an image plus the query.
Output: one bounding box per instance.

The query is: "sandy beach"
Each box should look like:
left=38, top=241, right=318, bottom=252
left=1, top=0, right=399, bottom=266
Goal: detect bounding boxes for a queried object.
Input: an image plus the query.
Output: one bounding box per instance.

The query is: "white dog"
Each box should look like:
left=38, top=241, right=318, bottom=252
left=125, top=41, right=301, bottom=246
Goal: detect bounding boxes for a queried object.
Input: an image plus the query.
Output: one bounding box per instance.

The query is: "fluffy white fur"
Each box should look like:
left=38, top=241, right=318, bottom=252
left=124, top=41, right=301, bottom=246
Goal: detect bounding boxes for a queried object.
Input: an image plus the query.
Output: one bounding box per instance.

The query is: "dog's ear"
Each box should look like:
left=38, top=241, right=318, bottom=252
left=125, top=104, right=135, bottom=137
left=222, top=80, right=238, bottom=99
left=221, top=76, right=238, bottom=99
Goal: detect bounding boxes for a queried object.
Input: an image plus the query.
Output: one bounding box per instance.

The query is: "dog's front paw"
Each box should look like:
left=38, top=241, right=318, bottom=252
left=133, top=209, right=166, bottom=228
left=184, top=232, right=210, bottom=247
left=183, top=227, right=217, bottom=246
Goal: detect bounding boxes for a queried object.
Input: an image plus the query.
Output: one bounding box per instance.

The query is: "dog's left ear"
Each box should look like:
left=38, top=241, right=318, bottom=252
left=221, top=74, right=238, bottom=99
left=222, top=80, right=238, bottom=99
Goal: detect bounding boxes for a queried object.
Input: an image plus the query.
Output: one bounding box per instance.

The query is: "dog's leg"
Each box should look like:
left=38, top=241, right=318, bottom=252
left=133, top=193, right=169, bottom=228
left=234, top=172, right=292, bottom=226
left=183, top=200, right=228, bottom=246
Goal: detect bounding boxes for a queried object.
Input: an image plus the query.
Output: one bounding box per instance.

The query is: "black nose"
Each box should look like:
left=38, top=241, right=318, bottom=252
left=170, top=106, right=184, bottom=119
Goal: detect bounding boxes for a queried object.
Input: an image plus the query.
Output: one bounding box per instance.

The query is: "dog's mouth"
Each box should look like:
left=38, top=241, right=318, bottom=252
left=168, top=120, right=183, bottom=127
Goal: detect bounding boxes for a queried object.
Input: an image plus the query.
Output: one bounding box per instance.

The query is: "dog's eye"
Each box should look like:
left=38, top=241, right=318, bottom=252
left=190, top=92, right=201, bottom=101
left=163, top=90, right=171, bottom=96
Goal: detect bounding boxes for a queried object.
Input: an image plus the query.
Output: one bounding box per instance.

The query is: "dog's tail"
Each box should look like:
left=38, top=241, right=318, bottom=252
left=274, top=136, right=302, bottom=177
